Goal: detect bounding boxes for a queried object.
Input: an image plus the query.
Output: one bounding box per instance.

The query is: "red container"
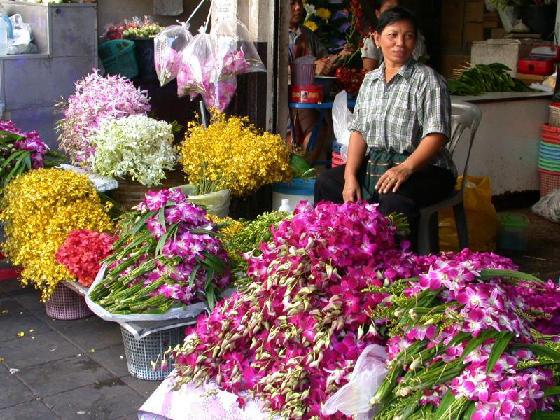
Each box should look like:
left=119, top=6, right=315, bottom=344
left=517, top=57, right=555, bottom=76
left=290, top=85, right=323, bottom=104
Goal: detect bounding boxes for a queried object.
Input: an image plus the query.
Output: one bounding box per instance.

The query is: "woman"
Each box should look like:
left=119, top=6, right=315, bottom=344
left=314, top=7, right=456, bottom=250
left=361, top=0, right=427, bottom=71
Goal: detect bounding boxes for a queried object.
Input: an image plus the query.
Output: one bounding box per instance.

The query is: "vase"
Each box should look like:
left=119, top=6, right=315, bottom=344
left=131, top=38, right=158, bottom=82
left=110, top=170, right=187, bottom=211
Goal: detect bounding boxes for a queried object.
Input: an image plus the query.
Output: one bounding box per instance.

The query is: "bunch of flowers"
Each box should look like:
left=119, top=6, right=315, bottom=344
left=0, top=169, right=114, bottom=300
left=56, top=71, right=151, bottom=167
left=89, top=188, right=231, bottom=314
left=303, top=0, right=354, bottom=52
left=367, top=252, right=560, bottom=419
left=180, top=113, right=291, bottom=197
left=103, top=16, right=162, bottom=40
left=89, top=115, right=177, bottom=187
left=0, top=120, right=49, bottom=192
left=171, top=202, right=425, bottom=418
left=55, top=230, right=116, bottom=287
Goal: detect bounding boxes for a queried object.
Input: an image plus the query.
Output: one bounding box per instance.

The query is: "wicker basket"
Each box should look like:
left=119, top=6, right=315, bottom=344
left=120, top=326, right=185, bottom=381
left=549, top=105, right=560, bottom=128
left=45, top=283, right=93, bottom=320
left=110, top=171, right=187, bottom=211
left=538, top=169, right=560, bottom=197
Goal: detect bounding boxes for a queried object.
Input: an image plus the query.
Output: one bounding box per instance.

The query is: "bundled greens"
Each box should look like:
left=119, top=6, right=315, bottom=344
left=448, top=63, right=532, bottom=96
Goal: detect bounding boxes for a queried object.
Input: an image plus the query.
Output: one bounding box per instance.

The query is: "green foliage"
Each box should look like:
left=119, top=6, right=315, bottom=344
left=448, top=63, right=533, bottom=96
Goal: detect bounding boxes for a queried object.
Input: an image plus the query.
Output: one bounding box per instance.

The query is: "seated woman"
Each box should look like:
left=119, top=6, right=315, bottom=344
left=362, top=0, right=427, bottom=71
left=314, top=7, right=456, bottom=250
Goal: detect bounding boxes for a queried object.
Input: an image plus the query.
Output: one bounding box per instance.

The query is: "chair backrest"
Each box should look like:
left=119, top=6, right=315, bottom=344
left=448, top=100, right=482, bottom=191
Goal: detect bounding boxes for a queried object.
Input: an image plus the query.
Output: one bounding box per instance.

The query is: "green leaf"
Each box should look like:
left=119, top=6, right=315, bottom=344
left=486, top=332, right=514, bottom=373
left=188, top=265, right=200, bottom=288
left=158, top=207, right=166, bottom=230
left=433, top=391, right=456, bottom=419
left=461, top=330, right=500, bottom=361
left=202, top=252, right=225, bottom=274
left=531, top=412, right=560, bottom=420
left=206, top=281, right=216, bottom=310
left=155, top=230, right=170, bottom=256
left=514, top=344, right=560, bottom=362
left=462, top=401, right=476, bottom=420
left=479, top=269, right=542, bottom=283
left=544, top=386, right=560, bottom=397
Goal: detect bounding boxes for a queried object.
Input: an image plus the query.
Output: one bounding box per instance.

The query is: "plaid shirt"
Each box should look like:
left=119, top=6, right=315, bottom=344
left=349, top=60, right=456, bottom=174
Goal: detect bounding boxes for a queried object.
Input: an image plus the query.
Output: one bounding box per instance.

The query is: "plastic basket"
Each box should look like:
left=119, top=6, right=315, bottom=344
left=538, top=169, right=560, bottom=197
left=541, top=124, right=560, bottom=145
left=45, top=283, right=93, bottom=320
left=550, top=104, right=560, bottom=128
left=98, top=39, right=139, bottom=79
left=120, top=326, right=185, bottom=381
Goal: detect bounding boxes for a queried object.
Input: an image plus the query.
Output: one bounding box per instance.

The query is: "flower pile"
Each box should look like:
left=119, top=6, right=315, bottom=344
left=0, top=169, right=113, bottom=300
left=55, top=230, right=116, bottom=287
left=89, top=188, right=231, bottom=314
left=179, top=113, right=291, bottom=197
left=56, top=71, right=150, bottom=167
left=367, top=251, right=560, bottom=419
left=90, top=115, right=177, bottom=187
left=171, top=202, right=424, bottom=418
left=103, top=16, right=162, bottom=40
left=1, top=121, right=49, bottom=193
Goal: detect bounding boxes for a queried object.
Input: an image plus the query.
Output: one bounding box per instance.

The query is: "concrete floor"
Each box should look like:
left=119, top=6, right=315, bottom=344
left=0, top=207, right=558, bottom=420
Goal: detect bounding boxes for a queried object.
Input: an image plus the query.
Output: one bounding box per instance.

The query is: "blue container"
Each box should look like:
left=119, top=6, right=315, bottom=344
left=272, top=178, right=316, bottom=211
left=497, top=213, right=529, bottom=252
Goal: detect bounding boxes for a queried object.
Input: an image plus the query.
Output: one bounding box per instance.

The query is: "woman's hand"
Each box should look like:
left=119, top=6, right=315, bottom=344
left=375, top=163, right=414, bottom=194
left=315, top=57, right=334, bottom=76
left=343, top=175, right=362, bottom=202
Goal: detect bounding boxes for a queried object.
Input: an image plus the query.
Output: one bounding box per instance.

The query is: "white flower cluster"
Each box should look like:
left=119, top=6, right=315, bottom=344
left=90, top=115, right=177, bottom=187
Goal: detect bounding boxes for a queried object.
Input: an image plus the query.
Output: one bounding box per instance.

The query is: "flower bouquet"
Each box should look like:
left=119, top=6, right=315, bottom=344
left=56, top=71, right=151, bottom=168
left=179, top=112, right=291, bottom=197
left=154, top=23, right=192, bottom=87
left=0, top=120, right=65, bottom=194
left=363, top=252, right=560, bottom=420
left=89, top=115, right=177, bottom=187
left=0, top=168, right=114, bottom=301
left=103, top=16, right=162, bottom=40
left=56, top=230, right=116, bottom=288
left=88, top=188, right=231, bottom=316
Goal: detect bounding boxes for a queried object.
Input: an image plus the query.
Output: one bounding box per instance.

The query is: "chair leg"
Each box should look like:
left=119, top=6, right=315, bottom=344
left=453, top=202, right=469, bottom=250
left=428, top=212, right=440, bottom=254
left=417, top=212, right=436, bottom=255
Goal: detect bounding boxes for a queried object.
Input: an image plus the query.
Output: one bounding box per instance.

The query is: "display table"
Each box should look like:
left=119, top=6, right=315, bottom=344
left=451, top=92, right=552, bottom=195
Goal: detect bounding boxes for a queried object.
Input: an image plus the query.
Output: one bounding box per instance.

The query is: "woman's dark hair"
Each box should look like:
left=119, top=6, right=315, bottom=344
left=376, top=6, right=418, bottom=36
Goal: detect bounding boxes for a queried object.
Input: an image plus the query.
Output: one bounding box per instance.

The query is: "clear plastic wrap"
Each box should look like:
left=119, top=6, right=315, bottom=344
left=154, top=23, right=193, bottom=87
left=176, top=20, right=265, bottom=111
left=332, top=90, right=353, bottom=159
left=532, top=189, right=560, bottom=223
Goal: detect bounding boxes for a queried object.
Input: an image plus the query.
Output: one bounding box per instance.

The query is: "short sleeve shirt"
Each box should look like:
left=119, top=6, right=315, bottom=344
left=348, top=60, right=456, bottom=174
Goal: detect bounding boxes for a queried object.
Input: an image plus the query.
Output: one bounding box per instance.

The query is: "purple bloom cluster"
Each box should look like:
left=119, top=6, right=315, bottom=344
left=0, top=120, right=48, bottom=168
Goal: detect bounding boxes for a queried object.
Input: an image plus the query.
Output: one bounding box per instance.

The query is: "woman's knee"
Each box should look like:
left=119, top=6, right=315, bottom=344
left=378, top=192, right=417, bottom=217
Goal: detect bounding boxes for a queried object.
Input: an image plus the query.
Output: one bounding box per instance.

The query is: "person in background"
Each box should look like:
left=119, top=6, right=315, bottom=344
left=361, top=0, right=427, bottom=71
left=314, top=7, right=456, bottom=251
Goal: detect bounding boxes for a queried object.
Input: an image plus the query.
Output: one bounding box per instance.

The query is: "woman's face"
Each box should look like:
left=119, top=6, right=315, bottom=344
left=374, top=20, right=416, bottom=66
left=290, top=0, right=304, bottom=27
left=376, top=0, right=399, bottom=18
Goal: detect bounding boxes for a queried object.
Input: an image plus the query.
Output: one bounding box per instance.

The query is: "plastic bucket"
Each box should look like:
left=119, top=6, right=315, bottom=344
left=272, top=178, right=315, bottom=211
left=291, top=61, right=315, bottom=86
left=98, top=39, right=139, bottom=79
left=497, top=213, right=529, bottom=252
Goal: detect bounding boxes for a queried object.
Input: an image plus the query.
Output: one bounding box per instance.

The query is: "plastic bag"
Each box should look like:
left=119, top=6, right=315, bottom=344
left=154, top=23, right=193, bottom=87
left=8, top=14, right=36, bottom=55
left=322, top=344, right=387, bottom=418
left=439, top=176, right=498, bottom=252
left=532, top=189, right=560, bottom=223
left=332, top=90, right=353, bottom=159
left=85, top=264, right=209, bottom=323
left=179, top=185, right=231, bottom=217
left=177, top=20, right=265, bottom=111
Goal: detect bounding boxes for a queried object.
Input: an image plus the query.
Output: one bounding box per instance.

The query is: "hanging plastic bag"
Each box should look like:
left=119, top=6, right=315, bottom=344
left=177, top=19, right=265, bottom=111
left=8, top=14, right=36, bottom=55
left=332, top=90, right=353, bottom=159
left=439, top=176, right=498, bottom=251
left=154, top=23, right=193, bottom=87
left=322, top=344, right=387, bottom=419
left=532, top=189, right=560, bottom=223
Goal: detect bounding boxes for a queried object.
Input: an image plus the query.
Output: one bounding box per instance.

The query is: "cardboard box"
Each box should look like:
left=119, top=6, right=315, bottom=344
left=465, top=1, right=484, bottom=23
left=464, top=22, right=485, bottom=44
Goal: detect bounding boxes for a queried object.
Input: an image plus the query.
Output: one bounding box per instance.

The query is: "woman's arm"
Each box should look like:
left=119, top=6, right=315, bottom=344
left=376, top=133, right=447, bottom=194
left=343, top=131, right=368, bottom=202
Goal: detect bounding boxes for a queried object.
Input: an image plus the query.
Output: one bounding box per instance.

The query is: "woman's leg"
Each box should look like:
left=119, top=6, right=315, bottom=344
left=314, top=164, right=346, bottom=204
left=377, top=165, right=455, bottom=248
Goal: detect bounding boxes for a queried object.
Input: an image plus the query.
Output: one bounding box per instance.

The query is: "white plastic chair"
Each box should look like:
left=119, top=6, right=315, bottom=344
left=417, top=101, right=482, bottom=255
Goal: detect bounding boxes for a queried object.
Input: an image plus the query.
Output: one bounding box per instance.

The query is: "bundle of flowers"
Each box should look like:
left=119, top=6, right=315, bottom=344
left=366, top=252, right=560, bottom=419
left=302, top=0, right=354, bottom=52
left=89, top=188, right=231, bottom=314
left=0, top=120, right=65, bottom=193
left=55, top=230, right=116, bottom=287
left=103, top=16, right=162, bottom=40
left=0, top=169, right=114, bottom=300
left=89, top=115, right=177, bottom=187
left=170, top=202, right=425, bottom=418
left=179, top=113, right=291, bottom=197
left=56, top=71, right=151, bottom=167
